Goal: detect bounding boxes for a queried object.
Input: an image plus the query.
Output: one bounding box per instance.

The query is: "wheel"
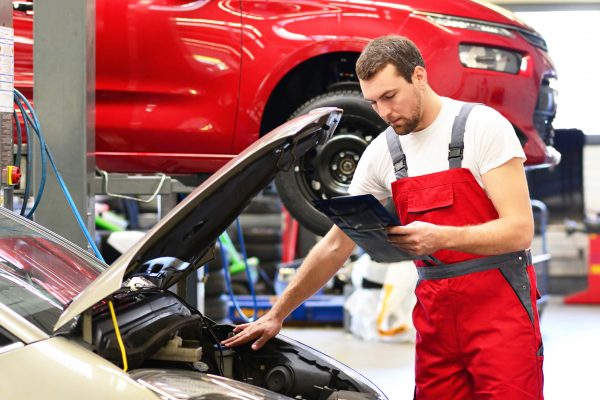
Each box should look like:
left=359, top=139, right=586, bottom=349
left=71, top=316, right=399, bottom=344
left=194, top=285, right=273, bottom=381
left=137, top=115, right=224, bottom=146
left=242, top=194, right=282, bottom=214
left=205, top=245, right=225, bottom=272
left=205, top=269, right=227, bottom=297
left=275, top=90, right=387, bottom=236
left=204, top=295, right=230, bottom=322
left=226, top=225, right=282, bottom=245
left=244, top=243, right=283, bottom=263
left=237, top=214, right=282, bottom=229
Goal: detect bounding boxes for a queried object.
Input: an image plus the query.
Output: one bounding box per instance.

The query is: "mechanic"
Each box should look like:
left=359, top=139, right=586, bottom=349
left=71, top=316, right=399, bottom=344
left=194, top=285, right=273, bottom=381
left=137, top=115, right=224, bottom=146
left=222, top=35, right=544, bottom=399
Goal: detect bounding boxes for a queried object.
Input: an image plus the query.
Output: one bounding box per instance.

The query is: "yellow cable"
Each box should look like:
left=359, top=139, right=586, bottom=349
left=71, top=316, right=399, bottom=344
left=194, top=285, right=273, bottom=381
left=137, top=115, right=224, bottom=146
left=108, top=300, right=128, bottom=372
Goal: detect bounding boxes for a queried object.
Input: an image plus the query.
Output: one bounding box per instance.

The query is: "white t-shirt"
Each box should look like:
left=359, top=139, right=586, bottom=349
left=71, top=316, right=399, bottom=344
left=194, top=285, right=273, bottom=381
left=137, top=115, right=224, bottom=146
left=348, top=97, right=526, bottom=200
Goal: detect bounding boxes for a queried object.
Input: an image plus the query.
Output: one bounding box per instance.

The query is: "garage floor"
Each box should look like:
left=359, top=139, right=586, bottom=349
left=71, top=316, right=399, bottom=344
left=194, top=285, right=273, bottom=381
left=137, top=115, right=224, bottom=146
left=282, top=297, right=600, bottom=399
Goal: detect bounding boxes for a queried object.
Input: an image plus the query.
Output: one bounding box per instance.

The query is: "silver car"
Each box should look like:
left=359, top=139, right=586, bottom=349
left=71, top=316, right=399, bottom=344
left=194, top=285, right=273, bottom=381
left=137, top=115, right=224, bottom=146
left=0, top=108, right=387, bottom=400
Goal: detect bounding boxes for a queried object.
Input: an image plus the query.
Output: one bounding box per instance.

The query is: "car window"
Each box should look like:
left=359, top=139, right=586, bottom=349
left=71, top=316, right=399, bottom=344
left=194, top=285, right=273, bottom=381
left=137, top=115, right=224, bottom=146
left=0, top=259, right=65, bottom=334
left=0, top=237, right=102, bottom=303
left=0, top=212, right=106, bottom=334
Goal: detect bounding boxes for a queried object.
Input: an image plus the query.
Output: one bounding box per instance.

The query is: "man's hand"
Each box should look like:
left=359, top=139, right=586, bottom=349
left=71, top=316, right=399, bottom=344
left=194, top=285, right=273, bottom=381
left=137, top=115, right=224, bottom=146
left=221, top=313, right=283, bottom=351
left=221, top=225, right=355, bottom=351
left=386, top=221, right=445, bottom=256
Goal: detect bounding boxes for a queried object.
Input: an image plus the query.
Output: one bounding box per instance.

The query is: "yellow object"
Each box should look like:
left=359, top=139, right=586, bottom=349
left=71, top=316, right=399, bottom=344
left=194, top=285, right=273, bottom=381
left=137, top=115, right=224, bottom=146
left=6, top=166, right=18, bottom=185
left=376, top=284, right=409, bottom=336
left=108, top=300, right=128, bottom=371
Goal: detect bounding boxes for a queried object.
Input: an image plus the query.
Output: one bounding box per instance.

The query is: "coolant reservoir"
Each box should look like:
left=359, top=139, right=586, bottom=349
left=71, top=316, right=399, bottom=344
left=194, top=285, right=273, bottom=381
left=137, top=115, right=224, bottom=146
left=150, top=335, right=202, bottom=362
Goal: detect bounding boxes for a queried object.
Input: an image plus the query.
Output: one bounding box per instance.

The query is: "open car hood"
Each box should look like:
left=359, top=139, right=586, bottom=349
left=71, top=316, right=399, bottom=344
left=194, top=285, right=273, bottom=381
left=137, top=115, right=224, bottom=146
left=54, top=108, right=341, bottom=331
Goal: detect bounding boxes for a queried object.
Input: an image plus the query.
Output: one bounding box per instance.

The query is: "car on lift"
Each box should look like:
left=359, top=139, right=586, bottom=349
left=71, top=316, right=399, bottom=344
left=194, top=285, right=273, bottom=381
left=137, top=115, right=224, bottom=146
left=13, top=0, right=558, bottom=235
left=0, top=108, right=389, bottom=400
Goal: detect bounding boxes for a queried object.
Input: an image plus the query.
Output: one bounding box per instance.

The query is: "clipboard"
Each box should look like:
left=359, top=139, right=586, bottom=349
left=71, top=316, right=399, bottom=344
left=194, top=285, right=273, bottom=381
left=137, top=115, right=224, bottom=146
left=313, top=194, right=420, bottom=263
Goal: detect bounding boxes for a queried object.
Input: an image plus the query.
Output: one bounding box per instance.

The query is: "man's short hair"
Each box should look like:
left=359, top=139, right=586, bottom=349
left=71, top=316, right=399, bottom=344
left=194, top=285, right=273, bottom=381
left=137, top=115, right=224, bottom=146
left=356, top=35, right=425, bottom=83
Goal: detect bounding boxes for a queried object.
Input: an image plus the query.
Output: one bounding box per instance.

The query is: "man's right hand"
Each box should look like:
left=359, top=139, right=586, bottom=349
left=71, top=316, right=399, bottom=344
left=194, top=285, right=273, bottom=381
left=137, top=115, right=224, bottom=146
left=221, top=226, right=355, bottom=351
left=221, top=313, right=283, bottom=351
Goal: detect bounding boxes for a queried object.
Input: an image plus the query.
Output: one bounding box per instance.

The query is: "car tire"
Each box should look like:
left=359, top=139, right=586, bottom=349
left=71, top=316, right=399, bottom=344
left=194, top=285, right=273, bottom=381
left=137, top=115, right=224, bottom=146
left=237, top=214, right=282, bottom=229
left=275, top=90, right=387, bottom=236
left=205, top=269, right=227, bottom=297
left=205, top=245, right=225, bottom=272
left=205, top=295, right=230, bottom=322
left=227, top=225, right=282, bottom=245
left=242, top=194, right=282, bottom=214
left=244, top=243, right=283, bottom=263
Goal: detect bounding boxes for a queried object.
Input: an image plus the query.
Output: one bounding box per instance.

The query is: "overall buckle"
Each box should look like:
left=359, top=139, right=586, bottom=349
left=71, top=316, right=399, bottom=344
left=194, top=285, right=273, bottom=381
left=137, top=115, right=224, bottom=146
left=448, top=145, right=464, bottom=160
left=393, top=154, right=407, bottom=172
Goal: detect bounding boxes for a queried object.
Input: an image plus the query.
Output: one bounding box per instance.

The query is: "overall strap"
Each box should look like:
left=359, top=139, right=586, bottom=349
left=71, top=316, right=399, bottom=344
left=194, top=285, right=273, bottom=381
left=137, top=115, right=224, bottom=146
left=449, top=102, right=478, bottom=169
left=385, top=126, right=408, bottom=179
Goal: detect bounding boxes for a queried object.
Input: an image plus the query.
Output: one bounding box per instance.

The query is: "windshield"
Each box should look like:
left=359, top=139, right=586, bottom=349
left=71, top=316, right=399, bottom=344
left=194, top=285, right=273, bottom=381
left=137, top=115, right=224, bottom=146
left=0, top=210, right=105, bottom=334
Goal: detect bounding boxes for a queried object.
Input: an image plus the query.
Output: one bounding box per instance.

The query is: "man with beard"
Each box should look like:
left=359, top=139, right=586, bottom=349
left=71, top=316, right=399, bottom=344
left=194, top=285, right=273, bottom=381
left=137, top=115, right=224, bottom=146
left=223, top=35, right=544, bottom=399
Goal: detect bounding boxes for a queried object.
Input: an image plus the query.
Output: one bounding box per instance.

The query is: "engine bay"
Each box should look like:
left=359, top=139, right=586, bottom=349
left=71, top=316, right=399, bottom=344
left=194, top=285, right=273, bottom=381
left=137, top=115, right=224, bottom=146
left=88, top=289, right=380, bottom=400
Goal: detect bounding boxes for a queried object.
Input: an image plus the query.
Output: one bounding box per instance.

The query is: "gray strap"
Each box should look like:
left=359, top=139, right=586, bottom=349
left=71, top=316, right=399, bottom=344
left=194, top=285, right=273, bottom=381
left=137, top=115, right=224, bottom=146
left=448, top=102, right=478, bottom=169
left=385, top=127, right=407, bottom=179
left=417, top=250, right=531, bottom=280
left=498, top=262, right=536, bottom=325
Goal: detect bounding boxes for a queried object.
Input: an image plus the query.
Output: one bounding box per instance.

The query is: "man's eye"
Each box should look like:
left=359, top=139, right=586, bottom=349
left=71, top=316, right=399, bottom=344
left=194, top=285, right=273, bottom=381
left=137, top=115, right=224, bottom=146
left=383, top=93, right=395, bottom=100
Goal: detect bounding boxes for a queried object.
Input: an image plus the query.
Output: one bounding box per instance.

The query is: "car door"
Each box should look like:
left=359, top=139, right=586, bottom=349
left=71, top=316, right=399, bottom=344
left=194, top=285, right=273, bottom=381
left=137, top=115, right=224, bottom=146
left=95, top=0, right=243, bottom=174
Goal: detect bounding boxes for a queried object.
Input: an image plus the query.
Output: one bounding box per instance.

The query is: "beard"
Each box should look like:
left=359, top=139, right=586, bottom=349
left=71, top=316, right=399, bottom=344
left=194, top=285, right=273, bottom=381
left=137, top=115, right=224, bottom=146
left=390, top=96, right=423, bottom=136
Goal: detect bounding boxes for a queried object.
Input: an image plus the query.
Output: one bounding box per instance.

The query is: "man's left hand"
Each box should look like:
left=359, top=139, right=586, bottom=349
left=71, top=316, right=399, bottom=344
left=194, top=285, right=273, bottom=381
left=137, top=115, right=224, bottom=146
left=386, top=221, right=445, bottom=256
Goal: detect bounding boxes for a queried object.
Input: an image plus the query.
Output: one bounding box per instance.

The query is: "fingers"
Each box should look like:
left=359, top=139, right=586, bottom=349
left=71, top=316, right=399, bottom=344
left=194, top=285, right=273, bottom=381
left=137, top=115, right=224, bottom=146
left=386, top=232, right=420, bottom=255
left=232, top=323, right=251, bottom=333
left=387, top=231, right=415, bottom=247
left=386, top=223, right=422, bottom=244
left=251, top=334, right=269, bottom=351
left=222, top=331, right=270, bottom=351
left=221, top=321, right=280, bottom=351
left=387, top=233, right=412, bottom=243
left=386, top=222, right=439, bottom=256
left=221, top=328, right=257, bottom=348
left=386, top=225, right=408, bottom=235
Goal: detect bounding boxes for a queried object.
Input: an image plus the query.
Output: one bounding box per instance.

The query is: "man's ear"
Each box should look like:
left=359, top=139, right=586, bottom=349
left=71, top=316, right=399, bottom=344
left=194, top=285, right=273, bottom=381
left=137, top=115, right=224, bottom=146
left=413, top=66, right=427, bottom=87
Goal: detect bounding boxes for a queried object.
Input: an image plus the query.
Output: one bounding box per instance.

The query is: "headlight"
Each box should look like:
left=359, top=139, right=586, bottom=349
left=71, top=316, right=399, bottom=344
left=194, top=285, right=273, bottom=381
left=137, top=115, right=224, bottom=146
left=458, top=45, right=522, bottom=74
left=129, top=369, right=294, bottom=400
left=417, top=12, right=514, bottom=37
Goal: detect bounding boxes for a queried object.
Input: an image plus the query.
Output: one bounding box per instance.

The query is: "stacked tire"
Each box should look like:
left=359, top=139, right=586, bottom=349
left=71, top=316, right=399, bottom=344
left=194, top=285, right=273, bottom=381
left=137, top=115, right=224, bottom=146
left=228, top=189, right=283, bottom=294
left=203, top=244, right=231, bottom=323
left=203, top=189, right=283, bottom=321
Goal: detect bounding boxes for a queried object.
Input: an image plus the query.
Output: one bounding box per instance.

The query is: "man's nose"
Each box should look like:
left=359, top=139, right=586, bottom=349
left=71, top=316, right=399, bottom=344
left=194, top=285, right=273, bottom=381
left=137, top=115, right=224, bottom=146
left=378, top=102, right=393, bottom=123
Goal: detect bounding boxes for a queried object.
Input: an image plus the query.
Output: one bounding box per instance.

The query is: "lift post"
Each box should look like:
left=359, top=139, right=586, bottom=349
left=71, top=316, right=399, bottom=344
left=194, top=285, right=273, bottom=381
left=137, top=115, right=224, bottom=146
left=33, top=0, right=96, bottom=249
left=0, top=0, right=15, bottom=210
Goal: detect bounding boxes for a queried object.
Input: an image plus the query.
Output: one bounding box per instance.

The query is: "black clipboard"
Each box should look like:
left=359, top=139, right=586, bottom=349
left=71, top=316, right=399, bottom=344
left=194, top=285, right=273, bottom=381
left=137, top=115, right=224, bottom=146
left=313, top=194, right=419, bottom=263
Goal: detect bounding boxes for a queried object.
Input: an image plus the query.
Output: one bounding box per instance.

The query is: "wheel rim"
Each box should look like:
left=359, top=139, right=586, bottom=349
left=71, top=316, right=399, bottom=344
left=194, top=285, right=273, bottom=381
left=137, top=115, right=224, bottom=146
left=291, top=115, right=376, bottom=200
left=314, top=134, right=367, bottom=195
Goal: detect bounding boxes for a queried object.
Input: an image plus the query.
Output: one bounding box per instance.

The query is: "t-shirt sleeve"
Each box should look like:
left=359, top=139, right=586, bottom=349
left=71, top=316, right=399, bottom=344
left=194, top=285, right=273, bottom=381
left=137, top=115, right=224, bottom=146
left=348, top=137, right=393, bottom=200
left=470, top=105, right=526, bottom=175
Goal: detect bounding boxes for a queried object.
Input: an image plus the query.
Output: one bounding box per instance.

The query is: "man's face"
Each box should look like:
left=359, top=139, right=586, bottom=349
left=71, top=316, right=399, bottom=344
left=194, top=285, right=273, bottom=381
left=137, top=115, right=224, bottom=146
left=359, top=64, right=424, bottom=136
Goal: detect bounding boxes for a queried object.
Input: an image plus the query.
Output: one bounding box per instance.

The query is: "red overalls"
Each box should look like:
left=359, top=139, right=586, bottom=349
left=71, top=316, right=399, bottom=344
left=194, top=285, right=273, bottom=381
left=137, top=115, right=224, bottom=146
left=385, top=103, right=544, bottom=399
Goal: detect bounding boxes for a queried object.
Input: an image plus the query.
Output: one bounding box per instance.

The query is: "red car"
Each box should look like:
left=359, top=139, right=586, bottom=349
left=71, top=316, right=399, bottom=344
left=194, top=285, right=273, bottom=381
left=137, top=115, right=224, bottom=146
left=13, top=0, right=558, bottom=234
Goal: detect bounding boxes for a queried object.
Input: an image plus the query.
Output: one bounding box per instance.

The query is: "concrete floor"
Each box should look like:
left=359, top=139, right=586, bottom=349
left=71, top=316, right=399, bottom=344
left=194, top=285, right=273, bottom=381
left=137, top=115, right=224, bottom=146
left=282, top=296, right=600, bottom=399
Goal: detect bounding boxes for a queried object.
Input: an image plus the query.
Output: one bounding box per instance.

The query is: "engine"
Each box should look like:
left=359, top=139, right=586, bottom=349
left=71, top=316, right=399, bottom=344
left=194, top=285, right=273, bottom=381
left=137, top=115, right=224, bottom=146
left=89, top=289, right=380, bottom=400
